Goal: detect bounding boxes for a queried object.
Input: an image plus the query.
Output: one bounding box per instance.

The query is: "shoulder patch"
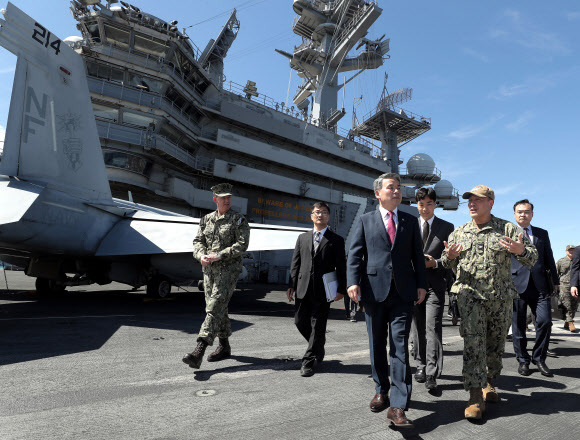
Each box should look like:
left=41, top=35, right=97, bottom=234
left=238, top=217, right=243, bottom=225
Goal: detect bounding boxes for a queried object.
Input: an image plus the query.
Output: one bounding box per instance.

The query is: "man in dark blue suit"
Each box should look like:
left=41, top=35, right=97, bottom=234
left=511, top=199, right=559, bottom=377
left=347, top=173, right=427, bottom=428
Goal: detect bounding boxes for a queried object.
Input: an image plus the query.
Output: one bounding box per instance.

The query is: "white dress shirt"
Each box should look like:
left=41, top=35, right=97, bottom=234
left=419, top=215, right=437, bottom=268
left=378, top=206, right=398, bottom=239
left=419, top=215, right=435, bottom=233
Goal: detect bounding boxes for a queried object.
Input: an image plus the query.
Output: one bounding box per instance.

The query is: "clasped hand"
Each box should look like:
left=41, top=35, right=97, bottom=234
left=200, top=253, right=220, bottom=266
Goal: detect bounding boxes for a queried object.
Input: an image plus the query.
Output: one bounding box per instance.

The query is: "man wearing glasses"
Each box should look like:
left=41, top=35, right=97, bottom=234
left=287, top=202, right=346, bottom=377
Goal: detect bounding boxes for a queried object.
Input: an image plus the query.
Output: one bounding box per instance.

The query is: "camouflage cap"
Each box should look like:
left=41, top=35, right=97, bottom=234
left=566, top=244, right=576, bottom=251
left=462, top=184, right=495, bottom=200
left=211, top=183, right=233, bottom=197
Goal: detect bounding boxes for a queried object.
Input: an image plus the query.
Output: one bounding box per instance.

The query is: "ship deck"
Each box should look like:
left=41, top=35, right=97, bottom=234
left=1, top=271, right=578, bottom=439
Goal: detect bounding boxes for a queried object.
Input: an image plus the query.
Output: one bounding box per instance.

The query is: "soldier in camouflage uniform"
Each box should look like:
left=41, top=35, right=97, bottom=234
left=557, top=245, right=577, bottom=332
left=441, top=185, right=537, bottom=420
left=182, top=183, right=250, bottom=369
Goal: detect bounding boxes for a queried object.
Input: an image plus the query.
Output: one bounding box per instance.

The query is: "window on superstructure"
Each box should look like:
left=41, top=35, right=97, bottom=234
left=85, top=21, right=101, bottom=43
left=86, top=60, right=124, bottom=84
left=103, top=150, right=151, bottom=176
left=165, top=88, right=186, bottom=109
left=122, top=111, right=158, bottom=128
left=92, top=103, right=118, bottom=122
left=128, top=72, right=164, bottom=94
left=171, top=50, right=193, bottom=77
left=103, top=23, right=130, bottom=49
left=159, top=123, right=185, bottom=145
left=134, top=34, right=167, bottom=58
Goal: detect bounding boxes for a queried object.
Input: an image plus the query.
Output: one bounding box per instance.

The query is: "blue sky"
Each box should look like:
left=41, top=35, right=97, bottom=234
left=0, top=0, right=578, bottom=258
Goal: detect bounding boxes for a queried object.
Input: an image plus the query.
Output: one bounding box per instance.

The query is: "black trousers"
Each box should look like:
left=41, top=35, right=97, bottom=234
left=512, top=278, right=553, bottom=364
left=294, top=284, right=331, bottom=367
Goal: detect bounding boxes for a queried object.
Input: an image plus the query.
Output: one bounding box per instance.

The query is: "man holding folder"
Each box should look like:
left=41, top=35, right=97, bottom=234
left=287, top=202, right=347, bottom=377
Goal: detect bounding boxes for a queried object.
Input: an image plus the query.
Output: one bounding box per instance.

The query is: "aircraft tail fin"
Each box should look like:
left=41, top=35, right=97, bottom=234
left=0, top=3, right=111, bottom=199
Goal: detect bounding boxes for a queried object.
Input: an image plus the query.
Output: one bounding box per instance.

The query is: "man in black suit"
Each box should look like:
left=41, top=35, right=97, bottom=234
left=410, top=188, right=454, bottom=392
left=511, top=199, right=559, bottom=377
left=287, top=202, right=346, bottom=377
left=347, top=173, right=427, bottom=428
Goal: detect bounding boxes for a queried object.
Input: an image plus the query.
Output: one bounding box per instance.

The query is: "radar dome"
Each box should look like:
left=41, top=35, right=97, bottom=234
left=407, top=153, right=435, bottom=174
left=64, top=36, right=83, bottom=49
left=434, top=180, right=454, bottom=197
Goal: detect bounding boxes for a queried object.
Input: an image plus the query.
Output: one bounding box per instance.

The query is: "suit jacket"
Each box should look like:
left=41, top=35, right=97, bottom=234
left=347, top=208, right=427, bottom=303
left=421, top=216, right=454, bottom=294
left=289, top=228, right=347, bottom=301
left=511, top=225, right=558, bottom=295
left=571, top=246, right=580, bottom=289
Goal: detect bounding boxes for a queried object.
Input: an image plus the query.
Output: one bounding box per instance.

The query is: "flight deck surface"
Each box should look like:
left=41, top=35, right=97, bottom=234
left=0, top=272, right=578, bottom=440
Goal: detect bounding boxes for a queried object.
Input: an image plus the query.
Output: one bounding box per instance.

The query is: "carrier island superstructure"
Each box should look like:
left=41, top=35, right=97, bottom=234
left=64, top=0, right=459, bottom=283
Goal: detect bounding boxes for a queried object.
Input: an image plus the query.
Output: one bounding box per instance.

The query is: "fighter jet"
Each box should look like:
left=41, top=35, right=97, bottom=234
left=0, top=3, right=307, bottom=297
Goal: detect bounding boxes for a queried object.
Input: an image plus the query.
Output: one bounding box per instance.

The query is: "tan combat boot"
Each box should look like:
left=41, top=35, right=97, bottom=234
left=569, top=322, right=576, bottom=332
left=465, top=387, right=485, bottom=419
left=482, top=378, right=499, bottom=402
left=207, top=337, right=231, bottom=362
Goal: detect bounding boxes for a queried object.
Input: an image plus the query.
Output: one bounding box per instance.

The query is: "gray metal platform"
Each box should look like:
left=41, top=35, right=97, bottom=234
left=1, top=271, right=578, bottom=440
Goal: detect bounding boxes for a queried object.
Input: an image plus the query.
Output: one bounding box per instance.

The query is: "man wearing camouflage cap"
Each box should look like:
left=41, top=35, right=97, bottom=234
left=183, top=183, right=250, bottom=369
left=441, top=185, right=537, bottom=420
left=558, top=245, right=578, bottom=332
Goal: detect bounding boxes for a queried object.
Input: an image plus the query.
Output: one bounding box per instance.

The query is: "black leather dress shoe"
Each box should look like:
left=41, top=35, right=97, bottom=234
left=425, top=375, right=437, bottom=390
left=300, top=364, right=315, bottom=377
left=518, top=362, right=531, bottom=376
left=533, top=360, right=553, bottom=377
left=414, top=368, right=426, bottom=383
left=370, top=393, right=389, bottom=413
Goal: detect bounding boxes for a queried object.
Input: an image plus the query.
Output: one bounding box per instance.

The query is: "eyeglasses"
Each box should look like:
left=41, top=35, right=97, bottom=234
left=312, top=211, right=329, bottom=216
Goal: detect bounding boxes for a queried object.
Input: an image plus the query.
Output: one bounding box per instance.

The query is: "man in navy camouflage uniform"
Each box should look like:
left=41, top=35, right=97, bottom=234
left=183, top=183, right=250, bottom=369
left=441, top=185, right=537, bottom=420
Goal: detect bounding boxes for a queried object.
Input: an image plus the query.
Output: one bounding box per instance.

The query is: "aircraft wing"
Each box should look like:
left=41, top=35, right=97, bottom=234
left=95, top=207, right=309, bottom=256
left=0, top=178, right=44, bottom=224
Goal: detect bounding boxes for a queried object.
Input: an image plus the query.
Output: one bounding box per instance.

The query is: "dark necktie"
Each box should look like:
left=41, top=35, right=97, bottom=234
left=422, top=221, right=429, bottom=247
left=524, top=227, right=530, bottom=241
left=313, top=231, right=321, bottom=253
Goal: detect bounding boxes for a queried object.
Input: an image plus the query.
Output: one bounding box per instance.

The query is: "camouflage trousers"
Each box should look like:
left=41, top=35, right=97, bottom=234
left=559, top=291, right=578, bottom=322
left=197, top=267, right=241, bottom=345
left=457, top=295, right=512, bottom=390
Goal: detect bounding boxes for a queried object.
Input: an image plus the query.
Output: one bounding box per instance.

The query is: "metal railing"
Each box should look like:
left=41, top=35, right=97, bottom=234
left=82, top=40, right=207, bottom=101
left=362, top=102, right=431, bottom=125
left=95, top=119, right=213, bottom=173
left=88, top=76, right=201, bottom=136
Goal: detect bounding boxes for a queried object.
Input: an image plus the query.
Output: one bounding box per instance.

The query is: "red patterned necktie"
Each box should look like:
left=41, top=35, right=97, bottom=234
left=387, top=211, right=396, bottom=245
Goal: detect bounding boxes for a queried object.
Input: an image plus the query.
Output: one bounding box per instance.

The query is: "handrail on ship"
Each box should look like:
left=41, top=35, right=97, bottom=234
left=222, top=80, right=387, bottom=156
left=87, top=76, right=202, bottom=136
left=95, top=117, right=213, bottom=173
left=72, top=6, right=203, bottom=59
left=77, top=39, right=207, bottom=101
left=361, top=102, right=431, bottom=125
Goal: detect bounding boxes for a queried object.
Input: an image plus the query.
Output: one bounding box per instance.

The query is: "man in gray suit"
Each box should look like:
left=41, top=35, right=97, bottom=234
left=411, top=188, right=454, bottom=392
